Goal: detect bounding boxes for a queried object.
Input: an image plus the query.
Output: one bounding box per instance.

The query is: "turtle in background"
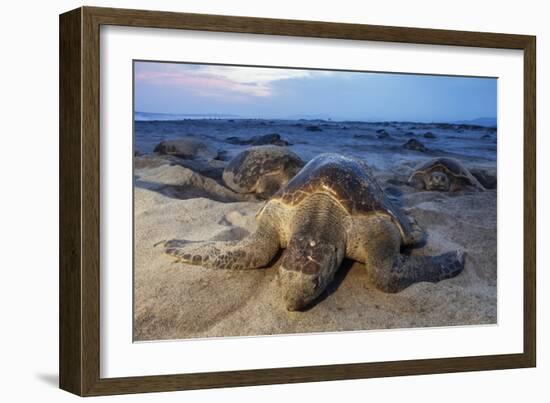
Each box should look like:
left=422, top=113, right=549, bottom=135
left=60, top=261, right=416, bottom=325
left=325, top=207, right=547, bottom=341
left=408, top=157, right=485, bottom=192
left=154, top=137, right=219, bottom=160
left=222, top=146, right=304, bottom=199
left=164, top=153, right=464, bottom=311
left=403, top=138, right=428, bottom=152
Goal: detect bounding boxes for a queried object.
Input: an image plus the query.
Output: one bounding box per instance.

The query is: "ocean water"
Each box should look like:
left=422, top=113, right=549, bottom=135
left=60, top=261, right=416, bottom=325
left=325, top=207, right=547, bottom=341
left=134, top=118, right=497, bottom=171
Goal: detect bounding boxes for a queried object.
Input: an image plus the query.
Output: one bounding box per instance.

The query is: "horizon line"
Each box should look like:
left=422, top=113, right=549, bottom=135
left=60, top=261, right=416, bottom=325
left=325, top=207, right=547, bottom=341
left=134, top=111, right=497, bottom=126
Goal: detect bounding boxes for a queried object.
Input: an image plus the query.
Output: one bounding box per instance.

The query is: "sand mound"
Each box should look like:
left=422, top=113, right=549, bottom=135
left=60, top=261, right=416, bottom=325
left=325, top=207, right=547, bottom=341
left=135, top=154, right=227, bottom=181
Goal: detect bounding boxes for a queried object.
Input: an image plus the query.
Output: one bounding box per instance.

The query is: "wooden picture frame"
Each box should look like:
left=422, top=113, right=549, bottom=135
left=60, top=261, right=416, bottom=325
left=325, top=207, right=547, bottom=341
left=59, top=6, right=536, bottom=396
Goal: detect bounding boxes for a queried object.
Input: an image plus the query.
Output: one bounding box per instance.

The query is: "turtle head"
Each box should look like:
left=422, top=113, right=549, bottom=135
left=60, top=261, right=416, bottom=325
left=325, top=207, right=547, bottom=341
left=278, top=235, right=343, bottom=311
left=426, top=171, right=450, bottom=191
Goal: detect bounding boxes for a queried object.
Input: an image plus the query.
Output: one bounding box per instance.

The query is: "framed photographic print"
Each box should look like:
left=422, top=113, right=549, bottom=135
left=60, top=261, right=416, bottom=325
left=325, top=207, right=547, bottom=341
left=59, top=6, right=536, bottom=396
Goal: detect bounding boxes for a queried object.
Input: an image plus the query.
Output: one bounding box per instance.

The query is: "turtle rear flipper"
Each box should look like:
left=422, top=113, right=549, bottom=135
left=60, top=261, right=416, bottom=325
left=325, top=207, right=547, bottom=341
left=386, top=206, right=426, bottom=247
left=403, top=212, right=426, bottom=246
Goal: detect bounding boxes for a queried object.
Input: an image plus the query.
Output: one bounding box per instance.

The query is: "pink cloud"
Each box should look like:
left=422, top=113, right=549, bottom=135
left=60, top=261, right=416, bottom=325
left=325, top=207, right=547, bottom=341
left=135, top=69, right=272, bottom=98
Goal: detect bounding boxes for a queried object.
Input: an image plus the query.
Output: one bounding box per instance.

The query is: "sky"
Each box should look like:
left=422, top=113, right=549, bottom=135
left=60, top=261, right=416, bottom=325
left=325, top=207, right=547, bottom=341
left=134, top=61, right=497, bottom=122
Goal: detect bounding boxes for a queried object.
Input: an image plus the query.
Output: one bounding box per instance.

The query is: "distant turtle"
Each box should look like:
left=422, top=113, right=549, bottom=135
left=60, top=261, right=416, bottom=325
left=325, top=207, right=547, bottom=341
left=226, top=133, right=291, bottom=146
left=164, top=154, right=464, bottom=311
left=305, top=125, right=322, bottom=132
left=403, top=138, right=428, bottom=152
left=408, top=157, right=485, bottom=191
left=154, top=137, right=219, bottom=160
left=222, top=146, right=304, bottom=198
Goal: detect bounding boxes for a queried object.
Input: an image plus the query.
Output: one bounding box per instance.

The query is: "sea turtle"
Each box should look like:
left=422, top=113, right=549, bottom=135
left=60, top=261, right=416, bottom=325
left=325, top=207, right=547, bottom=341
left=408, top=157, right=485, bottom=191
left=225, top=133, right=291, bottom=146
left=222, top=146, right=304, bottom=198
left=403, top=138, right=428, bottom=152
left=164, top=153, right=464, bottom=311
left=154, top=137, right=219, bottom=160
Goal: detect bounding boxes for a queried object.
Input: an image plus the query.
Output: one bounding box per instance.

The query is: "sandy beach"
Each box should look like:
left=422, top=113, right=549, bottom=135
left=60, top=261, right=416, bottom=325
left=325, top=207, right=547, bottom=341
left=133, top=119, right=497, bottom=341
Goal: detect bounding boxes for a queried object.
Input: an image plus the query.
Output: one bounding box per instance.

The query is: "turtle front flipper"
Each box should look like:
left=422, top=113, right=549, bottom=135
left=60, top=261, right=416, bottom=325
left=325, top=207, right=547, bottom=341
left=348, top=215, right=464, bottom=292
left=367, top=250, right=465, bottom=293
left=164, top=225, right=280, bottom=270
left=467, top=175, right=486, bottom=192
